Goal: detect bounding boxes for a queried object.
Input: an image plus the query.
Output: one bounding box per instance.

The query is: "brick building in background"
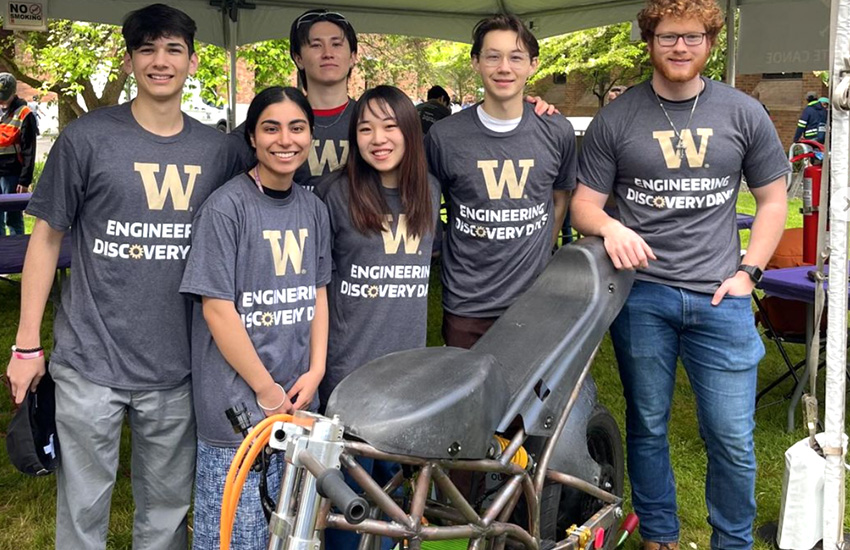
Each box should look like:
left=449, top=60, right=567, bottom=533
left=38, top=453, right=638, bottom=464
left=532, top=70, right=828, bottom=149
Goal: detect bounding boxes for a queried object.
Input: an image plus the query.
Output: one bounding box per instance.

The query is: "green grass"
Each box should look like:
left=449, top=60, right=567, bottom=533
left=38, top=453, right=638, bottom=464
left=2, top=192, right=847, bottom=550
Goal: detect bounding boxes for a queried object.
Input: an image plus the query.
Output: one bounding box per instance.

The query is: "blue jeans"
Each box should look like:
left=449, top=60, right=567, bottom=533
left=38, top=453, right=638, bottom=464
left=193, top=440, right=283, bottom=550
left=610, top=280, right=763, bottom=550
left=0, top=174, right=23, bottom=235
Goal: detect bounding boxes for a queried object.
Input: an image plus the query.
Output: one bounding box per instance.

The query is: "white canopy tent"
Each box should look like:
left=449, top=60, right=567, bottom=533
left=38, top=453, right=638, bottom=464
left=34, top=0, right=850, bottom=548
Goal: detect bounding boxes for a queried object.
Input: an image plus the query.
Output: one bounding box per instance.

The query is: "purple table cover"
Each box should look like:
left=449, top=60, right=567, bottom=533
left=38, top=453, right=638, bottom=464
left=0, top=233, right=72, bottom=274
left=737, top=213, right=754, bottom=230
left=0, top=192, right=31, bottom=213
left=757, top=264, right=847, bottom=304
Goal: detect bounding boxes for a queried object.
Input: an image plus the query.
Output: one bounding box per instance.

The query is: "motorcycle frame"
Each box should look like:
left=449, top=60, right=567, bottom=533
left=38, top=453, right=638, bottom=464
left=267, top=347, right=623, bottom=550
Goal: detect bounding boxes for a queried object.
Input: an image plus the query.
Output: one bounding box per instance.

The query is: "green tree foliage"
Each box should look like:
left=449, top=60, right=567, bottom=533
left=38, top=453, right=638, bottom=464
left=532, top=23, right=647, bottom=108
left=425, top=41, right=480, bottom=102
left=242, top=40, right=296, bottom=92
left=190, top=41, right=295, bottom=106
left=0, top=20, right=129, bottom=127
left=356, top=34, right=433, bottom=96
left=0, top=18, right=295, bottom=127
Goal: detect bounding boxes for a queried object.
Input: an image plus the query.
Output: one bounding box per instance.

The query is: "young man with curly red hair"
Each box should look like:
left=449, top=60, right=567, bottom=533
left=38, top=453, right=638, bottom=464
left=572, top=1, right=789, bottom=549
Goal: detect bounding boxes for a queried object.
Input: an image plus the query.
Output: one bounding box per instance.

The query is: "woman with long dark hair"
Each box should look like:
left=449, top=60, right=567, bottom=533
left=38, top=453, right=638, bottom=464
left=317, top=84, right=440, bottom=406
left=315, top=82, right=441, bottom=550
left=180, top=86, right=331, bottom=550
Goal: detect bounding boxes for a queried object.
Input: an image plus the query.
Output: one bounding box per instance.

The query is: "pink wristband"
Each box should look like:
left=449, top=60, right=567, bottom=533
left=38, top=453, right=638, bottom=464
left=13, top=349, right=44, bottom=360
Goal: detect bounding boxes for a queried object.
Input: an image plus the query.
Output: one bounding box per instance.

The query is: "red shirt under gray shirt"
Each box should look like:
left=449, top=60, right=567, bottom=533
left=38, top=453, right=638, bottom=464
left=577, top=78, right=790, bottom=293
left=27, top=102, right=242, bottom=390
left=426, top=103, right=576, bottom=318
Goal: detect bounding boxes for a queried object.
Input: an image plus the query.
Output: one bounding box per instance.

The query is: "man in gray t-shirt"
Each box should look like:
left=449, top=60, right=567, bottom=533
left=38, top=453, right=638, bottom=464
left=426, top=14, right=575, bottom=349
left=5, top=6, right=242, bottom=549
left=571, top=1, right=789, bottom=548
left=225, top=9, right=358, bottom=194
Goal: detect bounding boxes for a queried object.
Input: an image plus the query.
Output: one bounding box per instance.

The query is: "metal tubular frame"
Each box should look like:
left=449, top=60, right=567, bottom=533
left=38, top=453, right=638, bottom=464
left=275, top=348, right=623, bottom=550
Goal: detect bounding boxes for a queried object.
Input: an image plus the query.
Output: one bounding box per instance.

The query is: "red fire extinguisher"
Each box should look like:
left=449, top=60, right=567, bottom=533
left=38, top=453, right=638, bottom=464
left=791, top=139, right=826, bottom=264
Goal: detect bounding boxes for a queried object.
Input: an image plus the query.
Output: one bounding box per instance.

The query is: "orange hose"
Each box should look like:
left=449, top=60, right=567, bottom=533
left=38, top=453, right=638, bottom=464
left=220, top=414, right=293, bottom=550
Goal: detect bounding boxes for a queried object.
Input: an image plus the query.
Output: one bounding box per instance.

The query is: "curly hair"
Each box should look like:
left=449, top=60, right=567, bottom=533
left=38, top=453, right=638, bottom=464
left=637, top=0, right=725, bottom=43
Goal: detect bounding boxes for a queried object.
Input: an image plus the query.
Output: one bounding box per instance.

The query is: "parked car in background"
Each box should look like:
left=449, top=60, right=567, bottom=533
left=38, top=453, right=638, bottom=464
left=183, top=94, right=228, bottom=132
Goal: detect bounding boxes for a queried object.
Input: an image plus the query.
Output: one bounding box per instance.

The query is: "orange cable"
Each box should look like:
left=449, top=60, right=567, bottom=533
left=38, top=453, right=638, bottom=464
left=220, top=414, right=293, bottom=550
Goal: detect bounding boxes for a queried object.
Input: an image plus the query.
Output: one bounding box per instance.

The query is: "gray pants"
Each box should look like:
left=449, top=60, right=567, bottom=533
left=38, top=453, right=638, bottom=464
left=51, top=361, right=196, bottom=550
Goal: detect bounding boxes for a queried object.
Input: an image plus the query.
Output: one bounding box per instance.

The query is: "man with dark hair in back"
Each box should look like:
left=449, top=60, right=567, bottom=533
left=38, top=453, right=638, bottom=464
left=417, top=84, right=452, bottom=133
left=5, top=4, right=239, bottom=548
left=226, top=9, right=359, bottom=193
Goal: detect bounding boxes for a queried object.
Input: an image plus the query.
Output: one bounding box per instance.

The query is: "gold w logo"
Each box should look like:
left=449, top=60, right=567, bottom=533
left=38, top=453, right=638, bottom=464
left=381, top=214, right=421, bottom=255
left=134, top=163, right=201, bottom=211
left=652, top=129, right=714, bottom=169
left=308, top=139, right=349, bottom=176
left=477, top=159, right=534, bottom=199
left=263, top=229, right=309, bottom=276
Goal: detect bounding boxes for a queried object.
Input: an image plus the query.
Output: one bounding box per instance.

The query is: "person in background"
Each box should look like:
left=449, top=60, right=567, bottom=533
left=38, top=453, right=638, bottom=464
left=0, top=72, right=37, bottom=236
left=417, top=84, right=452, bottom=133
left=793, top=91, right=828, bottom=144
left=607, top=85, right=627, bottom=104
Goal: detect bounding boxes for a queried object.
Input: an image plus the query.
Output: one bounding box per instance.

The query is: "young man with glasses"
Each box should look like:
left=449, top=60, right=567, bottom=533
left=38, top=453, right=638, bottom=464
left=426, top=13, right=576, bottom=348
left=571, top=1, right=789, bottom=549
left=5, top=4, right=239, bottom=549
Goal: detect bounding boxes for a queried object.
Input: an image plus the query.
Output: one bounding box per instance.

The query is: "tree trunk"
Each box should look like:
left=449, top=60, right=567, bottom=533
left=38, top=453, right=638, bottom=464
left=58, top=97, right=79, bottom=132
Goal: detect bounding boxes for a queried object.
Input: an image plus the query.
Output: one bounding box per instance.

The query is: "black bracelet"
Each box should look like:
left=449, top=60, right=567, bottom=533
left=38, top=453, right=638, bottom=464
left=11, top=345, right=44, bottom=354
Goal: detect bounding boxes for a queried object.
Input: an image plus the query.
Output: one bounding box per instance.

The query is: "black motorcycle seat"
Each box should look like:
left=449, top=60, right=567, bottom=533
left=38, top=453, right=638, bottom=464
left=325, top=346, right=509, bottom=459
left=326, top=238, right=633, bottom=459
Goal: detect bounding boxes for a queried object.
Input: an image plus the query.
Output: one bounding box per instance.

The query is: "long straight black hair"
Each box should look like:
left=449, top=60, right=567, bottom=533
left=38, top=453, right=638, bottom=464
left=346, top=85, right=433, bottom=238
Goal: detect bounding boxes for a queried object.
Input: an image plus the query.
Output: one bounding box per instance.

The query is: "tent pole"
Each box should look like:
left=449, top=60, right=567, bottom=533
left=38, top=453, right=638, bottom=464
left=725, top=0, right=736, bottom=86
left=223, top=5, right=238, bottom=131
left=823, top=0, right=849, bottom=547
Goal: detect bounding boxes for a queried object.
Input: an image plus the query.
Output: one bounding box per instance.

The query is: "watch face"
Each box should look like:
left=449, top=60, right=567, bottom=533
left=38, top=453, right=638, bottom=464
left=739, top=265, right=761, bottom=283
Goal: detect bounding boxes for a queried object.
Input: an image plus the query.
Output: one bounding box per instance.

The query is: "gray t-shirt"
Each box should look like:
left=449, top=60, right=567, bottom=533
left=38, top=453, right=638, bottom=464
left=179, top=175, right=331, bottom=446
left=27, top=102, right=240, bottom=390
left=426, top=104, right=576, bottom=317
left=225, top=99, right=354, bottom=193
left=578, top=78, right=791, bottom=293
left=315, top=172, right=441, bottom=405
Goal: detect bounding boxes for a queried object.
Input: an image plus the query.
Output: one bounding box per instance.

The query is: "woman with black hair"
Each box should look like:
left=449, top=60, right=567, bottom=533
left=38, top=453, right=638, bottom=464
left=316, top=85, right=440, bottom=409
left=315, top=86, right=440, bottom=550
left=180, top=86, right=331, bottom=550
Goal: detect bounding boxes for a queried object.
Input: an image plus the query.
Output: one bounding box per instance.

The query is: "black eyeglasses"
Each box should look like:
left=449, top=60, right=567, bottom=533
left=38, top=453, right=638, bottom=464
left=654, top=32, right=707, bottom=47
left=295, top=11, right=350, bottom=29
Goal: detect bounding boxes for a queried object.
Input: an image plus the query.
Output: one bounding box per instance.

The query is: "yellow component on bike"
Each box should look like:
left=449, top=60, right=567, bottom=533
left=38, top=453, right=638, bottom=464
left=567, top=524, right=592, bottom=548
left=493, top=435, right=529, bottom=469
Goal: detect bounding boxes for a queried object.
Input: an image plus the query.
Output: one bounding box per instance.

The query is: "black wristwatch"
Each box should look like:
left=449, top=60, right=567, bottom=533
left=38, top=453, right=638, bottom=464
left=737, top=264, right=763, bottom=284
